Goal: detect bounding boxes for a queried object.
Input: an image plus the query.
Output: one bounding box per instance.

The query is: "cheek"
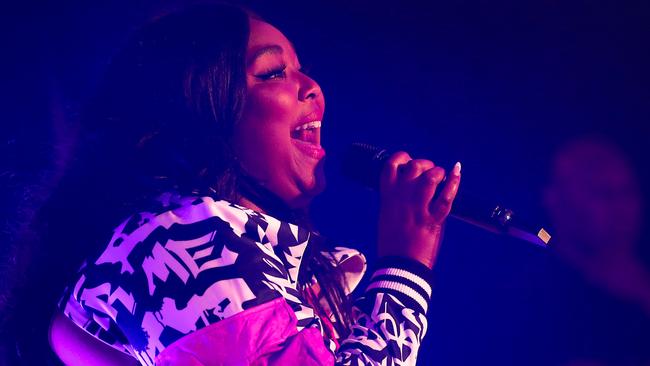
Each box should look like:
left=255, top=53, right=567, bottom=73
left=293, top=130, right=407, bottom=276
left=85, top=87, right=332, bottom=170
left=244, top=85, right=297, bottom=125
left=560, top=190, right=603, bottom=231
left=234, top=85, right=299, bottom=174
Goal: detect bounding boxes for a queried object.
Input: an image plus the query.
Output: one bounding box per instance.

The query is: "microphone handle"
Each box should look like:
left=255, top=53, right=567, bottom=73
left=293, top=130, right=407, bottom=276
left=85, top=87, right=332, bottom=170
left=449, top=194, right=551, bottom=247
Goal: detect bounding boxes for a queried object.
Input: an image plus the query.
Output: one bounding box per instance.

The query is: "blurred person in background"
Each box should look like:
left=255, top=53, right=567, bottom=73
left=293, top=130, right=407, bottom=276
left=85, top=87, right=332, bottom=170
left=544, top=135, right=650, bottom=317
left=540, top=135, right=650, bottom=366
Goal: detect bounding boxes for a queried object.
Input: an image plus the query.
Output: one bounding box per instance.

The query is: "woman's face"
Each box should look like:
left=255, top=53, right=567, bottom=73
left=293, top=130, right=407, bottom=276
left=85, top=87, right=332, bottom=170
left=233, top=18, right=326, bottom=209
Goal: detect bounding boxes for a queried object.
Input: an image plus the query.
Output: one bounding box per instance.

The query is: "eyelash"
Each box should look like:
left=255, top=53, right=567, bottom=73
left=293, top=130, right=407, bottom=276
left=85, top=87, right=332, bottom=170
left=256, top=65, right=287, bottom=80
left=255, top=64, right=313, bottom=81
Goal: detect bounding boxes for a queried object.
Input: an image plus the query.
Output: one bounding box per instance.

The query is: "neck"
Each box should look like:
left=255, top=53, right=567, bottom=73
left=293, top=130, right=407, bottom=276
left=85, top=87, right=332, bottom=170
left=552, top=237, right=650, bottom=316
left=235, top=172, right=309, bottom=225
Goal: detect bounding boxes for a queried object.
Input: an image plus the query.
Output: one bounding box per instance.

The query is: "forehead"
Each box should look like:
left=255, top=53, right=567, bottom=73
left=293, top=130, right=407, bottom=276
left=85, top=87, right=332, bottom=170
left=247, top=18, right=297, bottom=58
left=554, top=141, right=637, bottom=188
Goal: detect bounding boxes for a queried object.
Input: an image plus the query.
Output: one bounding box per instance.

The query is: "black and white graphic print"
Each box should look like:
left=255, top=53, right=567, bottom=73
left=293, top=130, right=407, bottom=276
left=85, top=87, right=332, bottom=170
left=59, top=193, right=433, bottom=365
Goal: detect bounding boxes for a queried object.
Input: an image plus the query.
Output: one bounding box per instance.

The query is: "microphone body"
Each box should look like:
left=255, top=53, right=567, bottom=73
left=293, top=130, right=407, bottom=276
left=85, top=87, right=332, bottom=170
left=341, top=143, right=551, bottom=247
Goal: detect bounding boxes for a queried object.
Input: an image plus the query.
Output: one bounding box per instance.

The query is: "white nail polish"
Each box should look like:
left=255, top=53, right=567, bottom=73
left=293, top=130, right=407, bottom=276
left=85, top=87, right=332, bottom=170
left=453, top=162, right=462, bottom=175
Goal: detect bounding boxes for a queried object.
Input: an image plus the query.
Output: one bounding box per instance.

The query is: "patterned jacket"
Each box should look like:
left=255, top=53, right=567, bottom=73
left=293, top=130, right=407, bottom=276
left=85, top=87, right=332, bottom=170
left=58, top=193, right=434, bottom=365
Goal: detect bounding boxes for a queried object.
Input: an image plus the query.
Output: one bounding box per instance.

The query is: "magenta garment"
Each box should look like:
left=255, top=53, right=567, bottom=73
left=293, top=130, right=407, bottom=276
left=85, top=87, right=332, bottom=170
left=155, top=298, right=334, bottom=365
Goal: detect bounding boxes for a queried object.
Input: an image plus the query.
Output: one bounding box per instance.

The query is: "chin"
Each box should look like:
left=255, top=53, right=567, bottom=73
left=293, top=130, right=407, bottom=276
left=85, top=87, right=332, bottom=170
left=308, top=164, right=327, bottom=196
left=301, top=181, right=327, bottom=206
left=290, top=174, right=325, bottom=209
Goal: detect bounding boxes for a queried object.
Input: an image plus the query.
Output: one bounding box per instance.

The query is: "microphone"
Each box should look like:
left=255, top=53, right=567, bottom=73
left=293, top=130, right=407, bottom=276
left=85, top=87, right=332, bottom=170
left=340, top=142, right=551, bottom=247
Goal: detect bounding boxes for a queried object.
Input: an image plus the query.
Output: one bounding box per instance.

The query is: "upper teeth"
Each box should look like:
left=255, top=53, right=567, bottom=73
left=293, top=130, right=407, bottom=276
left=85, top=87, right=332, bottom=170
left=294, top=121, right=321, bottom=131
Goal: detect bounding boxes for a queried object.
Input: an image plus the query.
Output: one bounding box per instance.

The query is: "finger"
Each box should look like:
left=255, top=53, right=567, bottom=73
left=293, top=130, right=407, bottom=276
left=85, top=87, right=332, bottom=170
left=430, top=162, right=462, bottom=222
left=380, top=151, right=411, bottom=189
left=416, top=166, right=446, bottom=211
left=398, top=159, right=435, bottom=180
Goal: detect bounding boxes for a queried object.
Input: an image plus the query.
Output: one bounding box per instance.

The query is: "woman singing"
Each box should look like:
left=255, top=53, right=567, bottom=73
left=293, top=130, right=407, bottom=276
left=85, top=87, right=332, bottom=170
left=41, top=3, right=461, bottom=365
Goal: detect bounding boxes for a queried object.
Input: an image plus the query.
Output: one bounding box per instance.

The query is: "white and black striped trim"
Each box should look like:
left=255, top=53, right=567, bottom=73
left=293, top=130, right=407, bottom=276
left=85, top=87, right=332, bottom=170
left=365, top=256, right=434, bottom=314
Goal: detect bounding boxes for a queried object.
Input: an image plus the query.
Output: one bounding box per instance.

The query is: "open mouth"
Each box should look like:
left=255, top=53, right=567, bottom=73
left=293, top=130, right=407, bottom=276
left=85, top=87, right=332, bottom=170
left=291, top=120, right=325, bottom=159
left=291, top=120, right=321, bottom=144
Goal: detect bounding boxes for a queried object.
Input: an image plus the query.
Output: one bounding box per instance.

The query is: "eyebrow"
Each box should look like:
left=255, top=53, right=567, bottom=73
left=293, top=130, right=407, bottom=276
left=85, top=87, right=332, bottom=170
left=247, top=45, right=283, bottom=66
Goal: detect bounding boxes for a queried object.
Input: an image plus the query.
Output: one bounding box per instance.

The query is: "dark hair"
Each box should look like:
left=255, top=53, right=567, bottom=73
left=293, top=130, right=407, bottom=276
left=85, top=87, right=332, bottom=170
left=3, top=3, right=349, bottom=363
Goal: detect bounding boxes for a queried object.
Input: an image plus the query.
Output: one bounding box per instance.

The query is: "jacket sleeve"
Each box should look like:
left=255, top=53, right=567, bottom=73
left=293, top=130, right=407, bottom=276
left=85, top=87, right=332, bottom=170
left=335, top=256, right=434, bottom=366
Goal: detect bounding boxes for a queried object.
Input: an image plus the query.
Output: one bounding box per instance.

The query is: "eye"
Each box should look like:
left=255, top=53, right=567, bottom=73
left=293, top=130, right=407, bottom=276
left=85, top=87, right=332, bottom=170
left=255, top=65, right=287, bottom=80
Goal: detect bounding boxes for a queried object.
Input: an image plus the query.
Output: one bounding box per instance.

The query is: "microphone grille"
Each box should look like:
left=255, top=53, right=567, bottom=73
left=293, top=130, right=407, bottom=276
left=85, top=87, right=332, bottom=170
left=341, top=143, right=391, bottom=190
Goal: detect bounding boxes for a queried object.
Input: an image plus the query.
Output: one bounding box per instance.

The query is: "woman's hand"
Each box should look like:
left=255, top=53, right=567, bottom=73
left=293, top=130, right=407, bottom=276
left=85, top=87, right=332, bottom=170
left=377, top=151, right=461, bottom=269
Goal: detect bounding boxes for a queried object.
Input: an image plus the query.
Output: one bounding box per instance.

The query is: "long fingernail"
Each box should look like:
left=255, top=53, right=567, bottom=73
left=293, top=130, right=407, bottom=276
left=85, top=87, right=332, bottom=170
left=453, top=162, right=462, bottom=175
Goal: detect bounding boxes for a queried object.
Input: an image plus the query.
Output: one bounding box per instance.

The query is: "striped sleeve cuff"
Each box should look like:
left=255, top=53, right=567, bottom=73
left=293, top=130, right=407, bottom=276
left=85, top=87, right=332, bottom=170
left=365, top=256, right=434, bottom=314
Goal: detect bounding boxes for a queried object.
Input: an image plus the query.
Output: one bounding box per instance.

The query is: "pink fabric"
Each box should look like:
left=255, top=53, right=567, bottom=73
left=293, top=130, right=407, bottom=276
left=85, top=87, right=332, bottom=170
left=155, top=297, right=334, bottom=366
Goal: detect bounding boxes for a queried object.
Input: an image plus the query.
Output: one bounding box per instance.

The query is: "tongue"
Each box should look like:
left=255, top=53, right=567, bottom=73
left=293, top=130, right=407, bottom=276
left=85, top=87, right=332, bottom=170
left=291, top=129, right=306, bottom=141
left=292, top=129, right=317, bottom=144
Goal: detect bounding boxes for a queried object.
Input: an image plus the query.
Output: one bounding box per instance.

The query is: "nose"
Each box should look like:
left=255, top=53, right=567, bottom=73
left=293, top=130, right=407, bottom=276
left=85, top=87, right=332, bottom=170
left=298, top=73, right=322, bottom=102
